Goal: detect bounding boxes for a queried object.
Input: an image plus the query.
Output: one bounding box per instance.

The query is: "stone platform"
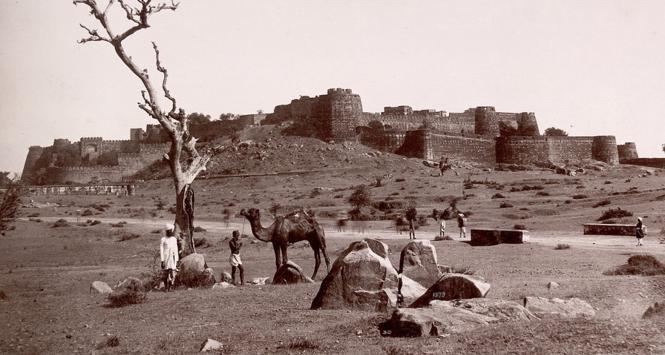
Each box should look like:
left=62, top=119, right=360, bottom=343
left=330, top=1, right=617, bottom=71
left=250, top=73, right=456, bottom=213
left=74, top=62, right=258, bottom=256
left=470, top=229, right=529, bottom=246
left=583, top=223, right=635, bottom=236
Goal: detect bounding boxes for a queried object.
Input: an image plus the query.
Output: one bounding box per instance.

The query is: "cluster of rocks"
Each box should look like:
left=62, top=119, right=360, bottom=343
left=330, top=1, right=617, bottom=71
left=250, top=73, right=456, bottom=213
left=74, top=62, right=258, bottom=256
left=306, top=238, right=596, bottom=337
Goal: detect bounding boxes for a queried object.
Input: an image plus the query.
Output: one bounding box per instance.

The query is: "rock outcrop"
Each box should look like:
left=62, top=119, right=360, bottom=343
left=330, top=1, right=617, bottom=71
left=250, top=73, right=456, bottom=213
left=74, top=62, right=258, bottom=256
left=90, top=281, right=113, bottom=294
left=177, top=254, right=216, bottom=287
left=399, top=240, right=441, bottom=287
left=272, top=261, right=314, bottom=285
left=410, top=274, right=490, bottom=308
left=523, top=297, right=595, bottom=318
left=311, top=240, right=398, bottom=311
left=380, top=298, right=536, bottom=337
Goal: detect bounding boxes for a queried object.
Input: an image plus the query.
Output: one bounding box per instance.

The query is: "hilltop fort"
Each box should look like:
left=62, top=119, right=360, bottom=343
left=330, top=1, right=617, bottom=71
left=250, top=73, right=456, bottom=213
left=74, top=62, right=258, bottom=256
left=22, top=88, right=653, bottom=185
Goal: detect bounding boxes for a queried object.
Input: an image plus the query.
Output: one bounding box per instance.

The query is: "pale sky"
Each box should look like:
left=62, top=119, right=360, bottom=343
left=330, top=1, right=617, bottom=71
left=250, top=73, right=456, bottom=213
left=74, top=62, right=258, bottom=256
left=1, top=0, right=664, bottom=174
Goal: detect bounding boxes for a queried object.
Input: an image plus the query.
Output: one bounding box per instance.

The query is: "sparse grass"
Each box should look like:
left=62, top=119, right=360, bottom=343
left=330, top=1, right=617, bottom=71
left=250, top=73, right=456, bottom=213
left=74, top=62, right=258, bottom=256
left=118, top=233, right=140, bottom=242
left=604, top=255, right=665, bottom=276
left=383, top=346, right=413, bottom=355
left=279, top=338, right=320, bottom=351
left=597, top=208, right=633, bottom=221
left=554, top=243, right=571, bottom=250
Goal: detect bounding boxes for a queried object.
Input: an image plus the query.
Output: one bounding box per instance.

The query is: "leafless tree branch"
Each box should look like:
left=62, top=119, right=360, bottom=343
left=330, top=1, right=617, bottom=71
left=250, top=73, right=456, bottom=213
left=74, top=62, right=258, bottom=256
left=77, top=23, right=111, bottom=43
left=152, top=42, right=177, bottom=115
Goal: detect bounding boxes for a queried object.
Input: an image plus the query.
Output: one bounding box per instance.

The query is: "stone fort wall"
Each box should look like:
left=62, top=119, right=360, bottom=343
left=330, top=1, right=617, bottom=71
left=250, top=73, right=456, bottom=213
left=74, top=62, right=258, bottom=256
left=44, top=166, right=125, bottom=185
left=495, top=136, right=619, bottom=165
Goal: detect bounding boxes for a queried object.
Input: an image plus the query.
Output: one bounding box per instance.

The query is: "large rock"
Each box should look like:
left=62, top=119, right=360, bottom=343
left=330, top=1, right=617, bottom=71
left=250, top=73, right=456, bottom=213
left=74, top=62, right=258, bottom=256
left=399, top=240, right=441, bottom=288
left=364, top=238, right=389, bottom=258
left=380, top=298, right=536, bottom=337
left=90, top=281, right=113, bottom=294
left=272, top=261, right=314, bottom=285
left=177, top=254, right=215, bottom=287
left=410, top=274, right=491, bottom=308
left=200, top=338, right=224, bottom=352
left=311, top=240, right=398, bottom=311
left=399, top=275, right=427, bottom=304
left=220, top=271, right=233, bottom=283
left=643, top=301, right=665, bottom=319
left=524, top=297, right=595, bottom=318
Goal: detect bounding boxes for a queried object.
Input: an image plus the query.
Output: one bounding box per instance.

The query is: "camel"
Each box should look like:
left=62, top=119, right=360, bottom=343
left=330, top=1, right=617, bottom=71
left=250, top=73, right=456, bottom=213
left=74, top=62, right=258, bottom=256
left=240, top=208, right=331, bottom=279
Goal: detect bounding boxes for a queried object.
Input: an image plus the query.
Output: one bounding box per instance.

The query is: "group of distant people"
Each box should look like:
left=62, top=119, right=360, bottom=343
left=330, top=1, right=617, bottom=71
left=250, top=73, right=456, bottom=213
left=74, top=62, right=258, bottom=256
left=159, top=224, right=245, bottom=291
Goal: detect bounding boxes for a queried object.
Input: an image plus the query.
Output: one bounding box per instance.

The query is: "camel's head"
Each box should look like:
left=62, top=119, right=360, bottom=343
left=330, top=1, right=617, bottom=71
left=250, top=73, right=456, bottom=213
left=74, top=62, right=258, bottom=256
left=239, top=208, right=260, bottom=221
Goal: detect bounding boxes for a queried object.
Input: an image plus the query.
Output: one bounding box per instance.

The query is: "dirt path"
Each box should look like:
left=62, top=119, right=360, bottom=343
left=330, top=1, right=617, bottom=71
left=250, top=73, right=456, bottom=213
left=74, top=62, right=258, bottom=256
left=24, top=216, right=665, bottom=256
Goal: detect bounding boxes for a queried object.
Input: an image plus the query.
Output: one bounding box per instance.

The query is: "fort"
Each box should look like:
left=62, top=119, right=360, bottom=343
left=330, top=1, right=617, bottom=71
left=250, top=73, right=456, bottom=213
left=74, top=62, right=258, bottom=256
left=266, top=88, right=629, bottom=166
left=23, top=88, right=650, bottom=185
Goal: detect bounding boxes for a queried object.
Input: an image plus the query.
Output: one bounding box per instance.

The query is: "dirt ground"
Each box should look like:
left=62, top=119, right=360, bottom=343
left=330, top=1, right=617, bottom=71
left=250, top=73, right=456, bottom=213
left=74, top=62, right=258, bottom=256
left=2, top=156, right=665, bottom=354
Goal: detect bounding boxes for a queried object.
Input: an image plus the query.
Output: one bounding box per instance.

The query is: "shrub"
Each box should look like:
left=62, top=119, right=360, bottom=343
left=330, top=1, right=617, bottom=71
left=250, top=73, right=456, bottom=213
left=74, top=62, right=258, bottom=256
left=433, top=235, right=454, bottom=241
left=597, top=207, right=633, bottom=221
left=193, top=226, right=207, bottom=232
left=395, top=178, right=405, bottom=182
left=107, top=278, right=147, bottom=307
left=194, top=237, right=211, bottom=249
left=604, top=255, right=665, bottom=276
left=280, top=339, right=319, bottom=351
left=27, top=213, right=40, bottom=218
left=593, top=199, right=611, bottom=208
left=643, top=302, right=665, bottom=319
left=554, top=243, right=571, bottom=250
left=572, top=194, right=588, bottom=200
left=81, top=209, right=94, bottom=216
left=535, top=191, right=550, bottom=197
left=499, top=202, right=513, bottom=208
left=118, top=233, right=140, bottom=242
left=347, top=185, right=372, bottom=210
left=96, top=335, right=120, bottom=349
left=491, top=193, right=505, bottom=199
left=90, top=220, right=102, bottom=226
left=110, top=222, right=125, bottom=228
left=150, top=229, right=161, bottom=234
left=513, top=224, right=527, bottom=230
left=52, top=219, right=69, bottom=228
left=29, top=218, right=42, bottom=223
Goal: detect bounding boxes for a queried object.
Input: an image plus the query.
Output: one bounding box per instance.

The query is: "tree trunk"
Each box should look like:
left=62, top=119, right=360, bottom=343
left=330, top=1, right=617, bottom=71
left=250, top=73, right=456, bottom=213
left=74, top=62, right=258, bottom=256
left=174, top=181, right=195, bottom=255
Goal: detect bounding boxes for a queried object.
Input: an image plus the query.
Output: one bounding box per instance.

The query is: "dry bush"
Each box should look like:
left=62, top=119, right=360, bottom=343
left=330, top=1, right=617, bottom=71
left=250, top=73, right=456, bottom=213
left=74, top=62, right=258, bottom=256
left=554, top=243, right=571, bottom=250
left=107, top=278, right=147, bottom=307
left=604, top=255, right=665, bottom=276
left=52, top=219, right=70, bottom=228
left=383, top=346, right=413, bottom=355
left=194, top=237, right=211, bottom=249
left=597, top=208, right=633, bottom=221
left=593, top=199, right=611, bottom=208
left=90, top=220, right=102, bottom=226
left=110, top=221, right=127, bottom=228
left=96, top=335, right=120, bottom=349
left=572, top=194, right=588, bottom=200
left=193, top=226, right=207, bottom=232
left=280, top=339, right=320, bottom=351
left=536, top=191, right=550, bottom=197
left=492, top=193, right=505, bottom=199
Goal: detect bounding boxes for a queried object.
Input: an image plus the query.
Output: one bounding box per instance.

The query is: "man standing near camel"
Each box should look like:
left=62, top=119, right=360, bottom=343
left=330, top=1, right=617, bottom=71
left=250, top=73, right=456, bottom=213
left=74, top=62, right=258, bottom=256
left=229, top=230, right=245, bottom=285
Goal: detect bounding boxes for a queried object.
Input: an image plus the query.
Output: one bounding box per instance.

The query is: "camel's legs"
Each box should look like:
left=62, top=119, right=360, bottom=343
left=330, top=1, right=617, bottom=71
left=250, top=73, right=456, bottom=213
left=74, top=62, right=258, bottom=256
left=273, top=243, right=282, bottom=270
left=280, top=244, right=289, bottom=265
left=311, top=247, right=321, bottom=280
left=321, top=245, right=331, bottom=273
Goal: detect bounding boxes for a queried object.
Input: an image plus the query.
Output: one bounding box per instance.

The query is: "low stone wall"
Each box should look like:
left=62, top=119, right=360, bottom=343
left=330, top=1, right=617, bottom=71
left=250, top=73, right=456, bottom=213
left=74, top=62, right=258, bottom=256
left=583, top=223, right=635, bottom=236
left=621, top=158, right=665, bottom=169
left=470, top=229, right=530, bottom=246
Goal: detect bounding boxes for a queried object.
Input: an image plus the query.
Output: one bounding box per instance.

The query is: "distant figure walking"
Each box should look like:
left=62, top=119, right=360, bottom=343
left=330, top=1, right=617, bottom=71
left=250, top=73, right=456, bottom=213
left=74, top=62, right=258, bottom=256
left=160, top=224, right=179, bottom=292
left=439, top=157, right=450, bottom=176
left=636, top=217, right=647, bottom=246
left=406, top=207, right=417, bottom=240
left=438, top=214, right=446, bottom=238
left=229, top=230, right=245, bottom=285
left=457, top=213, right=467, bottom=239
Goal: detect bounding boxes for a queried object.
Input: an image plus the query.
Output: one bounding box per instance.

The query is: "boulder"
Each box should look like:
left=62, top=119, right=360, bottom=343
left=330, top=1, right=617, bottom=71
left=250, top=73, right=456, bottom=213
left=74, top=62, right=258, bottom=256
left=311, top=240, right=398, bottom=311
left=211, top=282, right=235, bottom=290
left=523, top=297, right=595, bottom=318
left=220, top=272, right=233, bottom=283
left=200, top=338, right=224, bottom=352
left=546, top=281, right=560, bottom=290
left=399, top=240, right=441, bottom=288
left=272, top=261, right=314, bottom=285
left=643, top=301, right=665, bottom=319
left=250, top=277, right=270, bottom=285
left=363, top=238, right=389, bottom=258
left=90, top=281, right=113, bottom=294
left=398, top=275, right=427, bottom=304
left=380, top=298, right=535, bottom=337
left=177, top=254, right=215, bottom=287
left=410, top=274, right=491, bottom=308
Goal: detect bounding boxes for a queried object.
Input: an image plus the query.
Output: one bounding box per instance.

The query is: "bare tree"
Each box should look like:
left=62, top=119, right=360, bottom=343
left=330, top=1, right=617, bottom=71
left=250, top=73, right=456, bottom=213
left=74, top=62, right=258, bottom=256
left=74, top=0, right=212, bottom=254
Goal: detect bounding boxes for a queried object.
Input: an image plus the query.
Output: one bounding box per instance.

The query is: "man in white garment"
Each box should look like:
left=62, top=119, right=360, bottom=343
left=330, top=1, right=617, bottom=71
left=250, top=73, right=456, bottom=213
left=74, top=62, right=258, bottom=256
left=160, top=223, right=180, bottom=291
